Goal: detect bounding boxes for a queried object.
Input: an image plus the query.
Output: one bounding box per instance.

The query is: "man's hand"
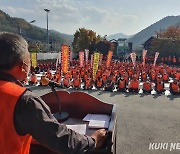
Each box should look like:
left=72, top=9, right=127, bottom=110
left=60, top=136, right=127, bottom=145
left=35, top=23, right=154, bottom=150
left=91, top=129, right=107, bottom=148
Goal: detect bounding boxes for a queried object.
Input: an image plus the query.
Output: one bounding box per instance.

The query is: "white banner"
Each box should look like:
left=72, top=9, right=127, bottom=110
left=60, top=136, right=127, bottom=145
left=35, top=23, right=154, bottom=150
left=153, top=52, right=159, bottom=67
left=130, top=52, right=136, bottom=66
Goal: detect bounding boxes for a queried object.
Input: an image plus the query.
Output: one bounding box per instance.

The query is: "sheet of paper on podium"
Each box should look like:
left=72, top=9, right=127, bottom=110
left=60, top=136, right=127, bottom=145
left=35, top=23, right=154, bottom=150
left=83, top=114, right=110, bottom=129
left=66, top=124, right=87, bottom=135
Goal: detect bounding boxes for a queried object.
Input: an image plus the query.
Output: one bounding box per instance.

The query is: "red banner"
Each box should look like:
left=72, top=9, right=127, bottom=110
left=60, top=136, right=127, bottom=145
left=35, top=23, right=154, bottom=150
left=106, top=51, right=113, bottom=68
left=61, top=44, right=69, bottom=74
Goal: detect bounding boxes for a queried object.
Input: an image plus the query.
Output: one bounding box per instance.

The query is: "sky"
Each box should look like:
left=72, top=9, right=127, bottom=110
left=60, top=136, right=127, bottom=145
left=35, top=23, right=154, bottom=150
left=0, top=0, right=180, bottom=36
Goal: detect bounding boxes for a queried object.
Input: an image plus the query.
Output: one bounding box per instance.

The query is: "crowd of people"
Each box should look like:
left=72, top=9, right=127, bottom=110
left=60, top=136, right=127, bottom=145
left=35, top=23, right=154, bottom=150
left=28, top=59, right=180, bottom=95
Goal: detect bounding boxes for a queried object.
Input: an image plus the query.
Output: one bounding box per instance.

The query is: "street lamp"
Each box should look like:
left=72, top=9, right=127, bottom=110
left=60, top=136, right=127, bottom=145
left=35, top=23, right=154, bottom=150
left=44, top=9, right=50, bottom=52
left=29, top=20, right=36, bottom=24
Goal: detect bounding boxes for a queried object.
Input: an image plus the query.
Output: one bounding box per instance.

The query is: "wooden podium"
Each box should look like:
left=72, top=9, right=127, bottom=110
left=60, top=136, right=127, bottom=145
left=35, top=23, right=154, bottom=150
left=30, top=90, right=117, bottom=154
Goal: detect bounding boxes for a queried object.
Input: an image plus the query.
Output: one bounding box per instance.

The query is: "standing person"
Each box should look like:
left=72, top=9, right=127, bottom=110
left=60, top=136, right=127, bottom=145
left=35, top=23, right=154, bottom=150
left=0, top=32, right=107, bottom=154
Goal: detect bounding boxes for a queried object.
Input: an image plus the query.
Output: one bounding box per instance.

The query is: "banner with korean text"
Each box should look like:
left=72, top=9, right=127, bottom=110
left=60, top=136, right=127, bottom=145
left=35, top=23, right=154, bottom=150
left=85, top=49, right=89, bottom=64
left=61, top=44, right=69, bottom=74
left=153, top=52, right=159, bottom=67
left=130, top=52, right=136, bottom=66
left=93, top=52, right=100, bottom=80
left=99, top=54, right=103, bottom=66
left=79, top=51, right=84, bottom=67
left=106, top=51, right=113, bottom=68
left=142, top=49, right=147, bottom=67
left=31, top=53, right=37, bottom=68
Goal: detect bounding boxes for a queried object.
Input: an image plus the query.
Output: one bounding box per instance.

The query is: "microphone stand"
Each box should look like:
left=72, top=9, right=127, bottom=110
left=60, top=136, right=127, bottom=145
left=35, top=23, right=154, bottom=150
left=50, top=83, right=69, bottom=122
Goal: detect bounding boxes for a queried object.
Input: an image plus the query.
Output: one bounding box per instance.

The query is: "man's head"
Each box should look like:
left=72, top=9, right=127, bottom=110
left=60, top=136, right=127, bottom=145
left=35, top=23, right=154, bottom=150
left=0, top=32, right=31, bottom=81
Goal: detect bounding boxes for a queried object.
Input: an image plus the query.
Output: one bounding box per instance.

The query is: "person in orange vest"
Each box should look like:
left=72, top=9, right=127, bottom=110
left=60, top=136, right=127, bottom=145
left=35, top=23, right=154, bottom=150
left=128, top=76, right=139, bottom=93
left=0, top=32, right=107, bottom=154
left=62, top=74, right=71, bottom=88
left=117, top=76, right=127, bottom=92
left=84, top=76, right=93, bottom=90
left=73, top=75, right=81, bottom=89
left=104, top=75, right=115, bottom=92
left=28, top=72, right=38, bottom=85
left=169, top=79, right=179, bottom=95
left=95, top=76, right=104, bottom=90
left=162, top=72, right=169, bottom=83
left=45, top=69, right=52, bottom=80
left=155, top=79, right=165, bottom=94
left=142, top=79, right=152, bottom=94
left=141, top=71, right=147, bottom=82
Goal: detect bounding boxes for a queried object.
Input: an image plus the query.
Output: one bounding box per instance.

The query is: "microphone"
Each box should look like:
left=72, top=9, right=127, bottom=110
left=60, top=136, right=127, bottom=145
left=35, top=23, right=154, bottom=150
left=41, top=77, right=61, bottom=87
left=41, top=76, right=69, bottom=122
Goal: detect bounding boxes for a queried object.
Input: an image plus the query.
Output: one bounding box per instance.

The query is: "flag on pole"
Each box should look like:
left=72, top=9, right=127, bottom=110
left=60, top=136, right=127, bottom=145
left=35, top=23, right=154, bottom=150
left=130, top=52, right=136, bottom=66
left=93, top=52, right=100, bottom=80
left=31, top=53, right=37, bottom=68
left=85, top=49, right=89, bottom=64
left=106, top=51, right=113, bottom=68
left=99, top=53, right=103, bottom=66
left=61, top=44, right=70, bottom=74
left=142, top=49, right=147, bottom=67
left=153, top=52, right=159, bottom=67
left=70, top=51, right=73, bottom=62
left=79, top=51, right=84, bottom=67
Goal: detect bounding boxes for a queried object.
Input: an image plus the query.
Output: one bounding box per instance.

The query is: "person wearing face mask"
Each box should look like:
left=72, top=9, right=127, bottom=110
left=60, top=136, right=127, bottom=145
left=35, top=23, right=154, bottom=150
left=0, top=32, right=107, bottom=154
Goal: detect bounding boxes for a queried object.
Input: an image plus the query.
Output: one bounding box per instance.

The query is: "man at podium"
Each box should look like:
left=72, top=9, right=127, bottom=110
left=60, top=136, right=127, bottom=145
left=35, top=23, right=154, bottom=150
left=0, top=32, right=107, bottom=154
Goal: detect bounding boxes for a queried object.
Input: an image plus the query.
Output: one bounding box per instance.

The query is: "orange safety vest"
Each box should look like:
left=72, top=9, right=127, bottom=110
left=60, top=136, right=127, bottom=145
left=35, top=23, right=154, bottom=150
left=102, top=74, right=107, bottom=82
left=118, top=80, right=126, bottom=89
left=74, top=78, right=80, bottom=87
left=163, top=74, right=168, bottom=81
left=63, top=78, right=69, bottom=86
left=143, top=82, right=151, bottom=91
left=171, top=83, right=179, bottom=92
left=0, top=81, right=32, bottom=154
left=85, top=79, right=91, bottom=87
left=130, top=80, right=139, bottom=89
left=157, top=82, right=164, bottom=91
left=97, top=79, right=103, bottom=87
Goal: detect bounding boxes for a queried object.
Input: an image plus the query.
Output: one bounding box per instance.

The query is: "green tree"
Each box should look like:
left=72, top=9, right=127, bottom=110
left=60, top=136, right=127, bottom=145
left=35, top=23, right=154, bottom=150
left=72, top=28, right=101, bottom=53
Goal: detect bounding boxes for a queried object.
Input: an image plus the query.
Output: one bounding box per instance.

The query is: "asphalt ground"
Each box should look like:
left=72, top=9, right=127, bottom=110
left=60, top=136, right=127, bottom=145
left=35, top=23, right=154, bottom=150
left=29, top=86, right=180, bottom=154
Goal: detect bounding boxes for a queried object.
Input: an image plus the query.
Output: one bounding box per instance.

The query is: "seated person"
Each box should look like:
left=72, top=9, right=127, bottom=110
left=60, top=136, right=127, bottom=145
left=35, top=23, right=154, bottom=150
left=117, top=76, right=127, bottom=92
left=128, top=76, right=139, bottom=93
left=142, top=79, right=152, bottom=93
left=84, top=77, right=93, bottom=90
left=155, top=80, right=165, bottom=94
left=28, top=72, right=38, bottom=85
left=95, top=76, right=104, bottom=90
left=73, top=75, right=81, bottom=89
left=62, top=76, right=71, bottom=88
left=169, top=79, right=180, bottom=95
left=104, top=77, right=115, bottom=92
